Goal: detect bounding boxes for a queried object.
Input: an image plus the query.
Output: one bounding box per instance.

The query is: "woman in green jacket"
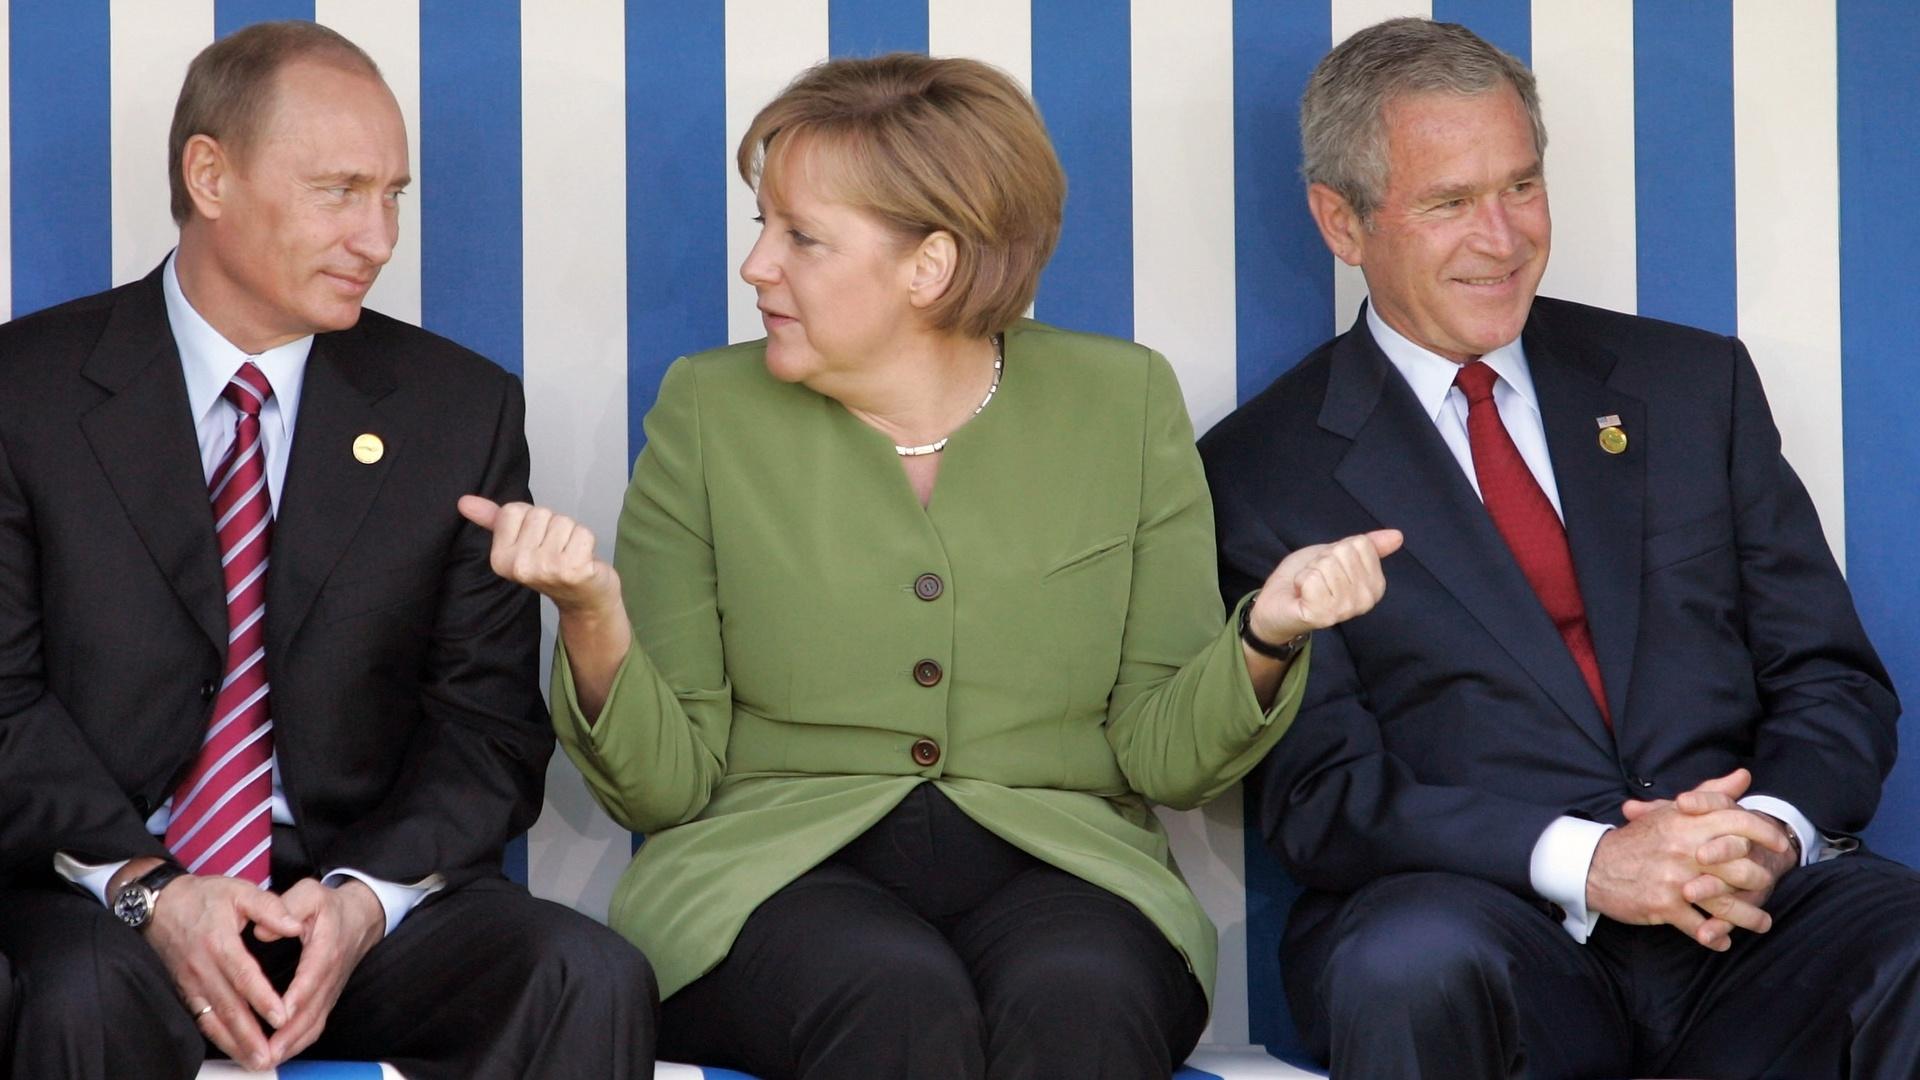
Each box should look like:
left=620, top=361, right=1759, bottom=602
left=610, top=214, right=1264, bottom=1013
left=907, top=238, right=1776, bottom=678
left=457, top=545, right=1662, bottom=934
left=462, top=53, right=1400, bottom=1080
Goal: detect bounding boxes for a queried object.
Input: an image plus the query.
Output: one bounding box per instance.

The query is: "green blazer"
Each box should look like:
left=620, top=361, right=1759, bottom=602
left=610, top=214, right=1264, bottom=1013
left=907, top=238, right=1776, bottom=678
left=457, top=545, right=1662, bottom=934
left=553, top=321, right=1309, bottom=1004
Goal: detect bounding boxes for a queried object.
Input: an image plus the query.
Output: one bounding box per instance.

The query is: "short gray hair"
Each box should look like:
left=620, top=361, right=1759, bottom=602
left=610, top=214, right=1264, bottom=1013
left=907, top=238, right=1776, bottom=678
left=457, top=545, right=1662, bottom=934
left=1300, top=17, right=1546, bottom=221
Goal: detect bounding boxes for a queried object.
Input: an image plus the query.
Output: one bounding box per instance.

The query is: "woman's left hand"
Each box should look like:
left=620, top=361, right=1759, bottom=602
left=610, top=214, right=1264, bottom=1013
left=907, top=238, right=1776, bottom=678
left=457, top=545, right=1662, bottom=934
left=1248, top=529, right=1403, bottom=646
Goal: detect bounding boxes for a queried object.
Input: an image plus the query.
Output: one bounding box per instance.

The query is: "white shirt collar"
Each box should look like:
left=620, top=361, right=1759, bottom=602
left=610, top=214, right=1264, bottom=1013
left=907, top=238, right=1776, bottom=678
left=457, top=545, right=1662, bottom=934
left=1365, top=301, right=1540, bottom=422
left=164, top=250, right=313, bottom=430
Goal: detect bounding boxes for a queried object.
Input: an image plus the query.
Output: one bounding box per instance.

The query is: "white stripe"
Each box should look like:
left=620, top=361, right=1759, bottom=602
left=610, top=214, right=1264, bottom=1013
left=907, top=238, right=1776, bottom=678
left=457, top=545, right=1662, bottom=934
left=318, top=0, right=424, bottom=326
left=109, top=0, right=212, bottom=286
left=520, top=0, right=636, bottom=918
left=227, top=605, right=265, bottom=645
left=1533, top=0, right=1637, bottom=315
left=725, top=0, right=829, bottom=345
left=209, top=438, right=261, bottom=502
left=1328, top=0, right=1431, bottom=332
left=219, top=510, right=270, bottom=566
left=176, top=718, right=272, bottom=815
left=1734, top=0, right=1846, bottom=566
left=928, top=0, right=1030, bottom=91
left=224, top=557, right=269, bottom=605
left=185, top=799, right=272, bottom=874
left=221, top=833, right=274, bottom=883
left=167, top=757, right=272, bottom=853
left=221, top=645, right=265, bottom=688
left=215, top=474, right=267, bottom=533
left=196, top=689, right=271, bottom=761
left=1131, top=0, right=1239, bottom=437
left=228, top=374, right=266, bottom=408
left=0, top=0, right=13, bottom=322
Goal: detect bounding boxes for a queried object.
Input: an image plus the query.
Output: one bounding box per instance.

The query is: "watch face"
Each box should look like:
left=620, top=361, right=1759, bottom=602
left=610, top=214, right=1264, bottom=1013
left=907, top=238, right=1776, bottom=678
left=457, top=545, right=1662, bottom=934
left=113, top=885, right=153, bottom=928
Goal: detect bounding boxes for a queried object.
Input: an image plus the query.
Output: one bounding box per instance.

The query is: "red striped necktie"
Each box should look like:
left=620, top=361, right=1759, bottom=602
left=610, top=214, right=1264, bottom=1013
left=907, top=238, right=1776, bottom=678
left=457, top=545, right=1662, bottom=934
left=165, top=361, right=276, bottom=884
left=1454, top=361, right=1611, bottom=727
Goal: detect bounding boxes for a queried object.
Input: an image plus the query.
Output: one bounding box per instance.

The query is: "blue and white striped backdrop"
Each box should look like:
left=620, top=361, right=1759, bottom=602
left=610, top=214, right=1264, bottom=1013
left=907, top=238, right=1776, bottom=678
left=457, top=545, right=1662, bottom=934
left=7, top=0, right=1916, bottom=1051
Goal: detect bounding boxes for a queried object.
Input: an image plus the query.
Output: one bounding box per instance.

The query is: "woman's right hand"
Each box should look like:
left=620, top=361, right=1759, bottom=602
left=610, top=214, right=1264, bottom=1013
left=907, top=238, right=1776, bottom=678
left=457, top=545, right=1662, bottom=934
left=457, top=496, right=622, bottom=617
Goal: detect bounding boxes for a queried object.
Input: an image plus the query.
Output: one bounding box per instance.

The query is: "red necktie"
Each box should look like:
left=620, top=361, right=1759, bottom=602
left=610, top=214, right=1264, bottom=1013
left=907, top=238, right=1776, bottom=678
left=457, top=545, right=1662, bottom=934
left=165, top=362, right=276, bottom=883
left=1454, top=361, right=1610, bottom=726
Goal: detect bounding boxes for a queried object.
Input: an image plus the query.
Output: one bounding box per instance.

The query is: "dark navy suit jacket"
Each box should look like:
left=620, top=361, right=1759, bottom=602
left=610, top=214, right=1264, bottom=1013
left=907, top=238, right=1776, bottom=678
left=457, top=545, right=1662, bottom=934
left=1200, top=298, right=1897, bottom=925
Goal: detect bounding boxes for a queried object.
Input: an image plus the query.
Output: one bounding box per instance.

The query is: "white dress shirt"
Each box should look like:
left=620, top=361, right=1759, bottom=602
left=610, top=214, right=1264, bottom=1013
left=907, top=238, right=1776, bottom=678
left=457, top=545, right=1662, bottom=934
left=60, top=252, right=434, bottom=935
left=1367, top=304, right=1819, bottom=942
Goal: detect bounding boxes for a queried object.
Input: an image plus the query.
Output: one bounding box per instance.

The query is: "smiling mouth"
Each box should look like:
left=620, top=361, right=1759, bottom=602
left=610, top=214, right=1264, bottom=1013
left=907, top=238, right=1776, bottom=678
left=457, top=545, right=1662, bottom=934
left=1456, top=270, right=1517, bottom=287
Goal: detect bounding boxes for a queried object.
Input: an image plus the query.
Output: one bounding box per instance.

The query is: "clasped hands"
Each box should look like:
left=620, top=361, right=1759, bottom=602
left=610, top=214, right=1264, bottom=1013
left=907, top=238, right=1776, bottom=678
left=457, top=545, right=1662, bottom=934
left=1584, top=767, right=1799, bottom=952
left=112, top=860, right=386, bottom=1071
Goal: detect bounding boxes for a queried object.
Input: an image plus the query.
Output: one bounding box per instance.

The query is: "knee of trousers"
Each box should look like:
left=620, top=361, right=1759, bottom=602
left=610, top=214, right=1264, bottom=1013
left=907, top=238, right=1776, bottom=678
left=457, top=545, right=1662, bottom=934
left=1320, top=875, right=1521, bottom=1027
left=983, top=938, right=1178, bottom=1032
left=15, top=932, right=200, bottom=1063
left=526, top=918, right=661, bottom=1017
left=802, top=935, right=985, bottom=1042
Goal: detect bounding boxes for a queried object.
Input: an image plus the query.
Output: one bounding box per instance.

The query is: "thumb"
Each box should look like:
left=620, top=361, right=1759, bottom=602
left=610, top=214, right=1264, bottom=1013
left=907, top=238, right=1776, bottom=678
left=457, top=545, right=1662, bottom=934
left=1694, top=767, right=1752, bottom=800
left=457, top=494, right=500, bottom=530
left=1366, top=528, right=1405, bottom=558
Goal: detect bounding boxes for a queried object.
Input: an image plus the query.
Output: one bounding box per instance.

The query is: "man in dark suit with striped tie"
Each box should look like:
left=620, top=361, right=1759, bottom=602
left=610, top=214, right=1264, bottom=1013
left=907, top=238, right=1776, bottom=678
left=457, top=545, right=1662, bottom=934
left=1202, top=17, right=1920, bottom=1079
left=0, top=21, right=653, bottom=1080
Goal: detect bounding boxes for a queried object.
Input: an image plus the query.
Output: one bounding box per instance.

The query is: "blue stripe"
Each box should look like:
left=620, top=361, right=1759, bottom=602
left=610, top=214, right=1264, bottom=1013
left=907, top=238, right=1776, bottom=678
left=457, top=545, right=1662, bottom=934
left=1031, top=0, right=1131, bottom=340
left=419, top=0, right=523, bottom=375
left=1632, top=1, right=1736, bottom=334
left=1230, top=1, right=1326, bottom=1059
left=8, top=0, right=111, bottom=317
left=829, top=0, right=927, bottom=57
left=1839, top=0, right=1920, bottom=869
left=278, top=1063, right=386, bottom=1078
left=215, top=0, right=315, bottom=39
left=1171, top=1067, right=1225, bottom=1080
left=1432, top=0, right=1530, bottom=65
left=1232, top=0, right=1332, bottom=406
left=626, top=0, right=729, bottom=460
left=503, top=834, right=528, bottom=886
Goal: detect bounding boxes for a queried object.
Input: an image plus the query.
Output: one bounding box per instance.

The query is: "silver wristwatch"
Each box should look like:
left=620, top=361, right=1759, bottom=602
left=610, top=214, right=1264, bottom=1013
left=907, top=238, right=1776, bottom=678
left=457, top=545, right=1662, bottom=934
left=111, top=862, right=188, bottom=931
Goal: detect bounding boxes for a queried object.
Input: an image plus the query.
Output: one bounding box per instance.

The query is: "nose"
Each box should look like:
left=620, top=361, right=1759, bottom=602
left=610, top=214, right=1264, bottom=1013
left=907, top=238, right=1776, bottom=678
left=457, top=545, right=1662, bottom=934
left=345, top=196, right=398, bottom=268
left=1470, top=198, right=1518, bottom=259
left=739, top=228, right=778, bottom=287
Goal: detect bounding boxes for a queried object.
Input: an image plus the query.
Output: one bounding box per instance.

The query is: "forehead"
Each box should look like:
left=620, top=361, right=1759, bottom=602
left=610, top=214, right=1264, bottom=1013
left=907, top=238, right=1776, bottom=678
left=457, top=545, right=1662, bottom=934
left=254, top=60, right=408, bottom=171
left=1379, top=87, right=1537, bottom=191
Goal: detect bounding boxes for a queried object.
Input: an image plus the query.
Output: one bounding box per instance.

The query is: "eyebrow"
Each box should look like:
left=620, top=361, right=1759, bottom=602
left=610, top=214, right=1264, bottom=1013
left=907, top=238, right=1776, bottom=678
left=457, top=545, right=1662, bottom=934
left=1415, top=160, right=1542, bottom=204
left=312, top=171, right=411, bottom=188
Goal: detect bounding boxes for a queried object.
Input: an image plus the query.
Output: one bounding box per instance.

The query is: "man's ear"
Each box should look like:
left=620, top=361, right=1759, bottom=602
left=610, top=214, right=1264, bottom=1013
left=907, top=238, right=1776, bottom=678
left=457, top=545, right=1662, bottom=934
left=907, top=230, right=958, bottom=310
left=181, top=134, right=232, bottom=222
left=1307, top=182, right=1366, bottom=268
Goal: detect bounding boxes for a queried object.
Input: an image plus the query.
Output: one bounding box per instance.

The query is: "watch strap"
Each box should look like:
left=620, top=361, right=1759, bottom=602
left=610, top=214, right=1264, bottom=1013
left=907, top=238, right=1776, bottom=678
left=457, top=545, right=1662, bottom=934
left=1239, top=591, right=1308, bottom=662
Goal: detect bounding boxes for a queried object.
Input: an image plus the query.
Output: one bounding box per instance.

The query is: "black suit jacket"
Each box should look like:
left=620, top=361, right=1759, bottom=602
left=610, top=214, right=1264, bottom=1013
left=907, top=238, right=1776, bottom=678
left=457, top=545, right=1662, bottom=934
left=1200, top=298, right=1898, bottom=907
left=0, top=265, right=550, bottom=890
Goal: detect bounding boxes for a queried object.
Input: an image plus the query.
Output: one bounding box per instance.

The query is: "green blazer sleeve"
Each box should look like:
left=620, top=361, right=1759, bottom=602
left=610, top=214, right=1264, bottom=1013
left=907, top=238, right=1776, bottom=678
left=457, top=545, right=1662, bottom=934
left=1107, top=352, right=1309, bottom=809
left=553, top=356, right=729, bottom=833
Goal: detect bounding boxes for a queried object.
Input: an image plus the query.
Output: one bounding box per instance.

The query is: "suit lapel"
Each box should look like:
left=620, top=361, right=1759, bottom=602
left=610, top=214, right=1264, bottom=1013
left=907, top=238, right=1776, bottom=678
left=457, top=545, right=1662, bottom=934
left=1323, top=316, right=1614, bottom=753
left=1524, top=308, right=1646, bottom=732
left=266, top=329, right=398, bottom=659
left=78, top=269, right=228, bottom=654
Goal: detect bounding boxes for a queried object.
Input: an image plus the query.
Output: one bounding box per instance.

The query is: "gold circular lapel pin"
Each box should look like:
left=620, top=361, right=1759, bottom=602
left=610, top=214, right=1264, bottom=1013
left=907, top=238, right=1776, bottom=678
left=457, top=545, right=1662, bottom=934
left=353, top=433, right=385, bottom=464
left=1594, top=414, right=1627, bottom=455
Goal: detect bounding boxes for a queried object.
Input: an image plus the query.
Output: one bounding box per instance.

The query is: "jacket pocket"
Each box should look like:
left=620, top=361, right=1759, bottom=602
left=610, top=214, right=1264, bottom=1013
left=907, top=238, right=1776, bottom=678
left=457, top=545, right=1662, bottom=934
left=1643, top=508, right=1733, bottom=574
left=1042, top=534, right=1130, bottom=582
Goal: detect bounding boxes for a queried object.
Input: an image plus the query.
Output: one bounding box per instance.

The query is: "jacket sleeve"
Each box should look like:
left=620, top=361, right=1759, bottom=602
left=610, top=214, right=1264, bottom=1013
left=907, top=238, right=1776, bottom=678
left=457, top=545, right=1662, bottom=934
left=551, top=357, right=730, bottom=834
left=1104, top=351, right=1311, bottom=811
left=317, top=374, right=555, bottom=886
left=1206, top=445, right=1565, bottom=898
left=0, top=428, right=172, bottom=875
left=1723, top=337, right=1899, bottom=833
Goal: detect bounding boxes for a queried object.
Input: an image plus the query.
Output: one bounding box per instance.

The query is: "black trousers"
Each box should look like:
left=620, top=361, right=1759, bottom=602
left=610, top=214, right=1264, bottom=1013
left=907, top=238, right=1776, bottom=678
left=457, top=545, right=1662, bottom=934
left=0, top=858, right=659, bottom=1080
left=659, top=784, right=1209, bottom=1080
left=1283, top=853, right=1920, bottom=1079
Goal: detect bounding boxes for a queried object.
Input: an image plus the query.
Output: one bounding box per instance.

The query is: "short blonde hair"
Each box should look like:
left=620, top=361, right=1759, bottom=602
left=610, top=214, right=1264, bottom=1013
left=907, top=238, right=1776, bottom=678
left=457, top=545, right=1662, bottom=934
left=737, top=53, right=1065, bottom=340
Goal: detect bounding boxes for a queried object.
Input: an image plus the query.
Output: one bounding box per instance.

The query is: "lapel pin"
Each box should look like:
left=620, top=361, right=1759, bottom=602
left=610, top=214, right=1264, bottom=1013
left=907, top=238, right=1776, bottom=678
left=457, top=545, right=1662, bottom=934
left=1596, top=417, right=1627, bottom=455
left=353, top=433, right=385, bottom=464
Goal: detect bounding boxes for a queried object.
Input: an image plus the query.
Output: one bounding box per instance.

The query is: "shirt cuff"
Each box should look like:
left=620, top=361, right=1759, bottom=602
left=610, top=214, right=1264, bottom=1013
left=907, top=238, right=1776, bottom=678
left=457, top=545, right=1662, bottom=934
left=1739, top=794, right=1819, bottom=868
left=322, top=868, right=443, bottom=936
left=1529, top=815, right=1612, bottom=943
left=54, top=852, right=130, bottom=907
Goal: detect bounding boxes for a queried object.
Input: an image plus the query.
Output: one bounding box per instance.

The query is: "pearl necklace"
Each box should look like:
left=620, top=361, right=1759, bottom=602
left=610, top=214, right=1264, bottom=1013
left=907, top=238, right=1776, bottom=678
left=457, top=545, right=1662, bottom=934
left=894, top=337, right=1004, bottom=457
